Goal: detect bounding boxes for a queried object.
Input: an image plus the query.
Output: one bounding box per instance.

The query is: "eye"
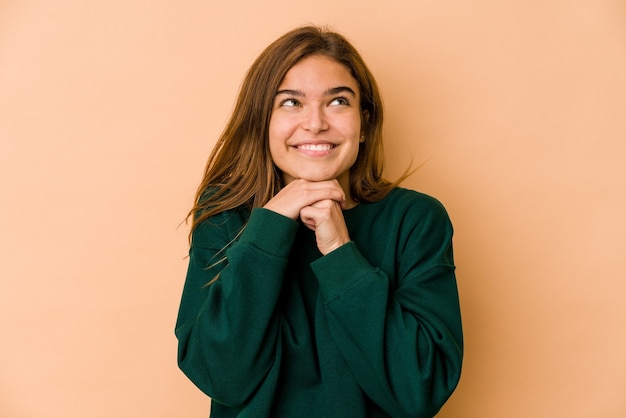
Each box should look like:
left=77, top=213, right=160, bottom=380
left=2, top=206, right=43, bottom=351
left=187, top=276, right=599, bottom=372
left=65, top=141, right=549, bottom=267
left=280, top=98, right=300, bottom=107
left=330, top=96, right=350, bottom=106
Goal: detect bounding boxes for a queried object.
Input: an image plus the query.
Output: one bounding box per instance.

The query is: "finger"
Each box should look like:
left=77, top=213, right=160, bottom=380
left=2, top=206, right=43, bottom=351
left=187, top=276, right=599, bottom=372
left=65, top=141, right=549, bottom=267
left=300, top=200, right=343, bottom=231
left=300, top=201, right=350, bottom=255
left=265, top=180, right=345, bottom=217
left=296, top=181, right=346, bottom=207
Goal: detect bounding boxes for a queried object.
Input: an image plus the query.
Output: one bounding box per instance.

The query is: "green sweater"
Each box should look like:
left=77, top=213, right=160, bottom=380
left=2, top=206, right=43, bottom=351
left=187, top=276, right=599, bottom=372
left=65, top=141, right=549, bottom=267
left=175, top=188, right=463, bottom=418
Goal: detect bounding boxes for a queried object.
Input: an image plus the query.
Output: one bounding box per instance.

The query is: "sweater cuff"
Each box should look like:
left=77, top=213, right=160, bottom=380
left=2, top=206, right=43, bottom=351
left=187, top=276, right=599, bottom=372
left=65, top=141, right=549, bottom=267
left=311, top=241, right=373, bottom=302
left=238, top=208, right=298, bottom=258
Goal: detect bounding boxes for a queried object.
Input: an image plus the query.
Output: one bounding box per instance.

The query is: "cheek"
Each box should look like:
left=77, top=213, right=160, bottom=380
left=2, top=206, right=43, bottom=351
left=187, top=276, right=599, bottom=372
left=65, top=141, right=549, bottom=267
left=343, top=113, right=363, bottom=134
left=268, top=127, right=290, bottom=167
left=267, top=119, right=282, bottom=152
left=268, top=138, right=282, bottom=164
left=268, top=116, right=292, bottom=143
left=344, top=120, right=363, bottom=141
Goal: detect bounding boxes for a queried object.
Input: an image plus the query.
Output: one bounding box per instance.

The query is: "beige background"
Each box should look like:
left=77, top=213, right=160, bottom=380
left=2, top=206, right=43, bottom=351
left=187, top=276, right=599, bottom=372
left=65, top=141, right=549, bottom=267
left=1, top=0, right=625, bottom=417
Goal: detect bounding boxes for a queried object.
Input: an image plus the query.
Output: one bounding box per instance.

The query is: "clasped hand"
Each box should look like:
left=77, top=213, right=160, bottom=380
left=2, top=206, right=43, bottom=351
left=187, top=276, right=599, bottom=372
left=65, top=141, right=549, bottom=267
left=263, top=179, right=351, bottom=255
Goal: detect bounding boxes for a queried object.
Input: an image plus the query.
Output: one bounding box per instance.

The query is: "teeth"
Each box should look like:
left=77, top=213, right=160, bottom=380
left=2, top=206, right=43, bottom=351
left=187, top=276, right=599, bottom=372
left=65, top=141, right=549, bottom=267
left=297, top=144, right=334, bottom=151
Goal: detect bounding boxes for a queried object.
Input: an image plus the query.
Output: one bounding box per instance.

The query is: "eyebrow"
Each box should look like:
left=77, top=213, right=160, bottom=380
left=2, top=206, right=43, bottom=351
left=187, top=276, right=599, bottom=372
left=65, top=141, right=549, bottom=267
left=275, top=86, right=357, bottom=97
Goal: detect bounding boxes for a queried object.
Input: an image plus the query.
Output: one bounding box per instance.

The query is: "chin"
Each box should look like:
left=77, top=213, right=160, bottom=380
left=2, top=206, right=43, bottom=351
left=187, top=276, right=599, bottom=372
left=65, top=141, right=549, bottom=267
left=298, top=174, right=336, bottom=182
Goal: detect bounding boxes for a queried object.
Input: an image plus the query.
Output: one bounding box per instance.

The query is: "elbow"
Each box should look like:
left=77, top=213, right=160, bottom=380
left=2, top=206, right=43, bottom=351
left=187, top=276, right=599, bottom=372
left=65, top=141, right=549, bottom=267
left=177, top=337, right=276, bottom=407
left=423, top=343, right=463, bottom=417
left=178, top=351, right=257, bottom=407
left=404, top=339, right=464, bottom=418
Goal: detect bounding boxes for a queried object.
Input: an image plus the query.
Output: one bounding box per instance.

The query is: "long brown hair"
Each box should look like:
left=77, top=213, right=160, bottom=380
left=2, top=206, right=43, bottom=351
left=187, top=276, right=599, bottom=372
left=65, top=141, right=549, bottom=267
left=188, top=25, right=403, bottom=238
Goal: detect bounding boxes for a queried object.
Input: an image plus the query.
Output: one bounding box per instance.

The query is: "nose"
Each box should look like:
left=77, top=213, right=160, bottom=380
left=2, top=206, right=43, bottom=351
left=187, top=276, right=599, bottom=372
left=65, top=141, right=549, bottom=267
left=303, top=106, right=328, bottom=134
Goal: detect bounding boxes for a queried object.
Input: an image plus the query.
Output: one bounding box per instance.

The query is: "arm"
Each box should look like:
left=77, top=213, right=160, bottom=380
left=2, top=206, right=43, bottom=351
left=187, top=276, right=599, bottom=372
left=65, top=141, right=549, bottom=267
left=175, top=179, right=347, bottom=406
left=175, top=208, right=298, bottom=406
left=312, top=200, right=463, bottom=418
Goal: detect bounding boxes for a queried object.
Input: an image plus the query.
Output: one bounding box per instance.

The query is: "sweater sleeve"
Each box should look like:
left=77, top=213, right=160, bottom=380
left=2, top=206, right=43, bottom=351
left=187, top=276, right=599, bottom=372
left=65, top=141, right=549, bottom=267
left=175, top=208, right=298, bottom=407
left=311, top=198, right=463, bottom=418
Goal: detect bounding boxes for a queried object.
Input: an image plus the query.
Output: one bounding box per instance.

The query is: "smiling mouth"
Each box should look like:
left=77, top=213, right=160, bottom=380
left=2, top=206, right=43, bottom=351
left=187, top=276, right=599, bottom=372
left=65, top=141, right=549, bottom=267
left=296, top=143, right=336, bottom=151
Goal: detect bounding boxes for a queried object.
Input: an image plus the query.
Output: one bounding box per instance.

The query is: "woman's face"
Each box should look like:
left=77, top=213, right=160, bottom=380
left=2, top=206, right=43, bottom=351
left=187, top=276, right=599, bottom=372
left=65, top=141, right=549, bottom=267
left=268, top=54, right=364, bottom=191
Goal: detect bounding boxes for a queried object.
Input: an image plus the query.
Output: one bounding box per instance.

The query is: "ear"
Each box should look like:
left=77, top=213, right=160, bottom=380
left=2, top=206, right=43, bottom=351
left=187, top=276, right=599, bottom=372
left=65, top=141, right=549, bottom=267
left=360, top=110, right=370, bottom=143
left=362, top=110, right=370, bottom=124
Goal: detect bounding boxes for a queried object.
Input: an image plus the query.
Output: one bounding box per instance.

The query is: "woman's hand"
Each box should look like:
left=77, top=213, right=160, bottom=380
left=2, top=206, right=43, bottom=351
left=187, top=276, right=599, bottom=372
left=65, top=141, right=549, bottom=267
left=300, top=198, right=350, bottom=255
left=263, top=179, right=346, bottom=220
left=263, top=179, right=350, bottom=255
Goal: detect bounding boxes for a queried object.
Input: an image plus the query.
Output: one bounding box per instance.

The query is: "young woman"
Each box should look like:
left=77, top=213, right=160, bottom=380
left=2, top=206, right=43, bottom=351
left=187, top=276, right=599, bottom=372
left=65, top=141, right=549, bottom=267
left=175, top=26, right=463, bottom=418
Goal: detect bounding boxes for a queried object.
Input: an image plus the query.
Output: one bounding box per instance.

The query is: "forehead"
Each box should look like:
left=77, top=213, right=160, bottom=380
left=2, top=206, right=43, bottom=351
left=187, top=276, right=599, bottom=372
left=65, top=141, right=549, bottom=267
left=279, top=55, right=359, bottom=92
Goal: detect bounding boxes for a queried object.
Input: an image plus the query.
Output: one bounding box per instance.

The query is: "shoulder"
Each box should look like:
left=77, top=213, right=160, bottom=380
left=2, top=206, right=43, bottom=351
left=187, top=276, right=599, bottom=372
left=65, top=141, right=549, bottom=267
left=192, top=205, right=250, bottom=249
left=347, top=188, right=455, bottom=272
left=384, top=189, right=455, bottom=267
left=385, top=187, right=444, bottom=206
left=379, top=187, right=451, bottom=221
left=349, top=187, right=453, bottom=243
left=375, top=188, right=454, bottom=248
